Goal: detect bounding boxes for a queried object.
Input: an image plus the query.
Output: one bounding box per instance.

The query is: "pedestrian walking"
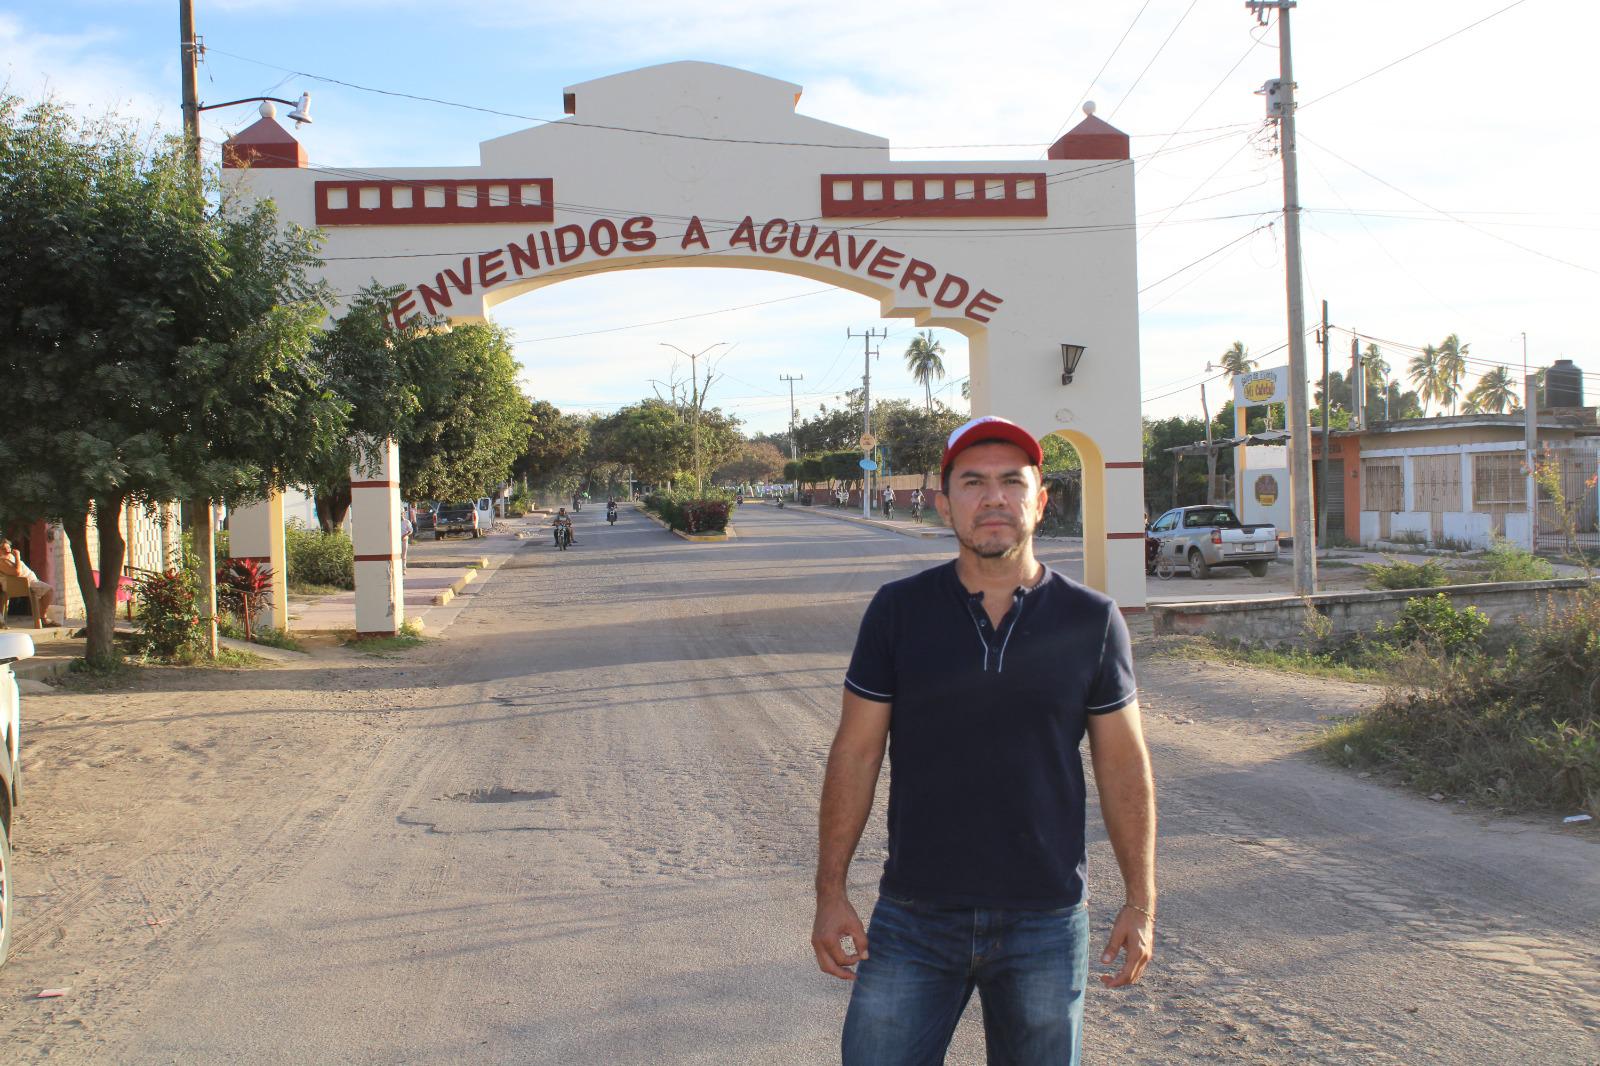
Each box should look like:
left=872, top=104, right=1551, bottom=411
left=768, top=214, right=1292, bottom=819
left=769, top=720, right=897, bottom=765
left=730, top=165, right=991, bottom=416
left=399, top=504, right=415, bottom=572
left=812, top=415, right=1157, bottom=1065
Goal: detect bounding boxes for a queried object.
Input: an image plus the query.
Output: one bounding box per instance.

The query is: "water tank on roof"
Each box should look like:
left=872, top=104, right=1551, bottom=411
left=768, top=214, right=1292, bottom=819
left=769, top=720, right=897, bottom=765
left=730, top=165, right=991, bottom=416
left=1545, top=359, right=1583, bottom=408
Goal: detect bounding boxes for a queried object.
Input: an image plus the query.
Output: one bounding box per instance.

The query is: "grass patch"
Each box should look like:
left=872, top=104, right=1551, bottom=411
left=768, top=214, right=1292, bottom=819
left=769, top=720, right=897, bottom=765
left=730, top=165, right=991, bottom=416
left=1161, top=638, right=1394, bottom=684
left=217, top=616, right=307, bottom=652
left=343, top=620, right=427, bottom=656
left=288, top=580, right=348, bottom=598
left=53, top=655, right=142, bottom=692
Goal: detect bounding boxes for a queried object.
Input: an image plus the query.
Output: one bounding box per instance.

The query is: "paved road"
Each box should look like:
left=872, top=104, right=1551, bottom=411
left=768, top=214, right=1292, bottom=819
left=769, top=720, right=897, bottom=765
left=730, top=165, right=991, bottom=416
left=15, top=503, right=1599, bottom=1062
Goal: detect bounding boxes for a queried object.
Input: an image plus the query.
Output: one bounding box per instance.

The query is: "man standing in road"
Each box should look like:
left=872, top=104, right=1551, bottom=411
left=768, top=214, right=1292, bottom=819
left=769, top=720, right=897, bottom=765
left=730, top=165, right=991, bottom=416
left=812, top=415, right=1157, bottom=1065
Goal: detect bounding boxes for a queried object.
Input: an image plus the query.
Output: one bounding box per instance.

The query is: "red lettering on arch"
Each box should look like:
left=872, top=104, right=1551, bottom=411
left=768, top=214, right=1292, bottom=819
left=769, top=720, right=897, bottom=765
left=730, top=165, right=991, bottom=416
left=418, top=274, right=453, bottom=315
left=933, top=273, right=970, bottom=309
left=813, top=231, right=842, bottom=266
left=390, top=290, right=418, bottom=331
left=845, top=236, right=878, bottom=271
left=758, top=218, right=789, bottom=254
left=554, top=224, right=586, bottom=262
left=965, top=288, right=1004, bottom=323
left=478, top=249, right=506, bottom=288
left=508, top=234, right=541, bottom=275
left=789, top=224, right=819, bottom=258
left=590, top=219, right=619, bottom=256
left=866, top=245, right=905, bottom=281
left=899, top=258, right=937, bottom=297
left=681, top=215, right=710, bottom=250
left=728, top=216, right=757, bottom=251
left=443, top=258, right=474, bottom=296
left=622, top=216, right=657, bottom=251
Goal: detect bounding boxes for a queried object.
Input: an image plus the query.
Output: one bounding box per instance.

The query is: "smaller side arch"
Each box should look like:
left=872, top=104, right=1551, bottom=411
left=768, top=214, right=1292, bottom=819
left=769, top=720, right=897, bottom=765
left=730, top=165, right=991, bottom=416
left=1046, top=429, right=1147, bottom=608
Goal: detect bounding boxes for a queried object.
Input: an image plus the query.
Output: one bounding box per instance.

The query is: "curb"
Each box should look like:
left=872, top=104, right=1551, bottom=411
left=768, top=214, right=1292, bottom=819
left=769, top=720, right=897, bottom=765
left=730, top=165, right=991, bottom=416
left=784, top=503, right=951, bottom=540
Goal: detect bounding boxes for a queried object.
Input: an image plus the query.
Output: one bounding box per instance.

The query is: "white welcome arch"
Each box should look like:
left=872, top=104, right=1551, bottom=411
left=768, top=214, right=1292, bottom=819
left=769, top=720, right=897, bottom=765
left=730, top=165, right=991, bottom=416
left=223, top=61, right=1146, bottom=634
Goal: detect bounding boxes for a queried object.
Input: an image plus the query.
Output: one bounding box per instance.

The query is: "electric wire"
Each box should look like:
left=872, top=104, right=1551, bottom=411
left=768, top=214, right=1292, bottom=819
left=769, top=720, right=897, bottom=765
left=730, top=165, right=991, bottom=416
left=1109, top=0, right=1202, bottom=121
left=1045, top=0, right=1155, bottom=148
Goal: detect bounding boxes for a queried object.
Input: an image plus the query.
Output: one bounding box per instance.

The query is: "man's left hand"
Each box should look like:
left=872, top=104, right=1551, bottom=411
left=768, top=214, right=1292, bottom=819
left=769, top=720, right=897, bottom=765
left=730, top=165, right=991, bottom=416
left=1098, top=906, right=1154, bottom=988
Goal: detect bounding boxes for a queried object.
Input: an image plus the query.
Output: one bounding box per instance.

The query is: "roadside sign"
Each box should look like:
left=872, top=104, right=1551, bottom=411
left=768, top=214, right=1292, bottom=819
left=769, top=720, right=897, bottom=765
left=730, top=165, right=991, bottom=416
left=859, top=433, right=878, bottom=451
left=859, top=458, right=878, bottom=471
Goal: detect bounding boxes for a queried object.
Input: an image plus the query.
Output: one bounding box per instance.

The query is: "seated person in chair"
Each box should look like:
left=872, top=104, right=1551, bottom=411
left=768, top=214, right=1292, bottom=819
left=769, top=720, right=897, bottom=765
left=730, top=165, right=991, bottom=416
left=0, top=536, right=53, bottom=624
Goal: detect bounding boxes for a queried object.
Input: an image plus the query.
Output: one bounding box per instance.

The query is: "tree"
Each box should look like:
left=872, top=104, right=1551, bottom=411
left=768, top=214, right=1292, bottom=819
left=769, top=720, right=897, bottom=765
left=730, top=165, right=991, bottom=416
left=513, top=400, right=590, bottom=496
left=591, top=399, right=694, bottom=486
left=1361, top=343, right=1389, bottom=394
left=877, top=401, right=964, bottom=487
left=793, top=404, right=863, bottom=455
left=903, top=330, right=947, bottom=412
left=1409, top=345, right=1444, bottom=415
left=400, top=322, right=533, bottom=502
left=1463, top=366, right=1520, bottom=414
left=1437, top=334, right=1469, bottom=415
left=0, top=97, right=346, bottom=664
left=713, top=441, right=787, bottom=485
left=1217, top=340, right=1255, bottom=384
left=1040, top=435, right=1082, bottom=474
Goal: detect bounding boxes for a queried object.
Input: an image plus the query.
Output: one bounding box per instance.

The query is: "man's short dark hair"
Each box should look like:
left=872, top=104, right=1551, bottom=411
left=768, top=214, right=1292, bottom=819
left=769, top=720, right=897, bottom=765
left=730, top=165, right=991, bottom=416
left=940, top=438, right=1043, bottom=494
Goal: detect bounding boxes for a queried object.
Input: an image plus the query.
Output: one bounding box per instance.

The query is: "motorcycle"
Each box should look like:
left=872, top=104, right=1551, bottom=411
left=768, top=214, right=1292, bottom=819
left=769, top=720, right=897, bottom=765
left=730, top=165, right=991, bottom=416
left=775, top=497, right=786, bottom=509
left=607, top=506, right=618, bottom=526
left=555, top=523, right=573, bottom=550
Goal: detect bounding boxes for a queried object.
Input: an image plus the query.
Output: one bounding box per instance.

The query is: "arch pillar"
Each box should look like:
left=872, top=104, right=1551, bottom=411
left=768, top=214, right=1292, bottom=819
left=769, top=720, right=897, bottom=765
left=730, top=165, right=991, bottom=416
left=350, top=439, right=405, bottom=637
left=226, top=490, right=289, bottom=631
left=1048, top=431, right=1147, bottom=609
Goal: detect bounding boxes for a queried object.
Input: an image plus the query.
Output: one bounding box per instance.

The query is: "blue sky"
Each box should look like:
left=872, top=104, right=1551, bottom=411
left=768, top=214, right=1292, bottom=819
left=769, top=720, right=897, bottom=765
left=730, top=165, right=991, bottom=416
left=7, top=0, right=1598, bottom=435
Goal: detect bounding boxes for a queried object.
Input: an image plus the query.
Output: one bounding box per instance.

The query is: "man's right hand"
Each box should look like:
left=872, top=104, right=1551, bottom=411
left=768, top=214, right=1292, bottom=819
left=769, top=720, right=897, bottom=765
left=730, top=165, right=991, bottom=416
left=811, top=894, right=869, bottom=981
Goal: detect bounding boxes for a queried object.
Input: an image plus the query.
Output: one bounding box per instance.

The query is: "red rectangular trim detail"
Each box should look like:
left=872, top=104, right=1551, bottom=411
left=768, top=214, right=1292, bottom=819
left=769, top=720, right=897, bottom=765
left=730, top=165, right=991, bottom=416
left=1106, top=532, right=1146, bottom=540
left=354, top=553, right=398, bottom=562
left=821, top=173, right=1048, bottom=219
left=314, top=178, right=555, bottom=227
left=350, top=480, right=396, bottom=489
left=1120, top=606, right=1147, bottom=615
left=1105, top=461, right=1144, bottom=469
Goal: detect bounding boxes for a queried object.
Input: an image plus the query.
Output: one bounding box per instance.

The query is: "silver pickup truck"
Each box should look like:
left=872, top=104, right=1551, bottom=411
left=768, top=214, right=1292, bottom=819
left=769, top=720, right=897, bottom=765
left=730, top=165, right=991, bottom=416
left=1147, top=505, right=1278, bottom=579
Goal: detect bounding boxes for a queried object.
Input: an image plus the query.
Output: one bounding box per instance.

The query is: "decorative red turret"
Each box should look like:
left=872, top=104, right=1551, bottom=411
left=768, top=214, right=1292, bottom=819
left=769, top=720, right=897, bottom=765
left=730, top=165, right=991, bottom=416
left=1047, top=103, right=1130, bottom=161
left=222, top=105, right=307, bottom=169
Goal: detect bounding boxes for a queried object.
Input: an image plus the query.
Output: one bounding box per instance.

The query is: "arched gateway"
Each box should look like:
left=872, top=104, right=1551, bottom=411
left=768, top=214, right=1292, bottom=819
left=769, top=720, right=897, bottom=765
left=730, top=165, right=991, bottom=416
left=223, top=62, right=1146, bottom=633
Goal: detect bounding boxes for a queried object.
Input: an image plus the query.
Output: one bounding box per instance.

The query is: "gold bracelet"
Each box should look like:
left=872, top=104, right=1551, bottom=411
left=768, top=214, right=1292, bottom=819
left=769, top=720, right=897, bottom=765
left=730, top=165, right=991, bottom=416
left=1122, top=901, right=1156, bottom=922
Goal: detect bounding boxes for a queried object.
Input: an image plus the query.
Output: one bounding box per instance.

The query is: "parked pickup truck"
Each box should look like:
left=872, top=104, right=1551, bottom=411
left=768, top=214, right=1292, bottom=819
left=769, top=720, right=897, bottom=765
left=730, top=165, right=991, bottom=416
left=1147, top=505, right=1277, bottom=579
left=432, top=502, right=482, bottom=540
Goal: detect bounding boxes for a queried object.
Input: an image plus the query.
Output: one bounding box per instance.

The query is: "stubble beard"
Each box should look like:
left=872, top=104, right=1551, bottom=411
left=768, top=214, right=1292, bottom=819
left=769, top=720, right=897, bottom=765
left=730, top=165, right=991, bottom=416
left=957, top=516, right=1034, bottom=560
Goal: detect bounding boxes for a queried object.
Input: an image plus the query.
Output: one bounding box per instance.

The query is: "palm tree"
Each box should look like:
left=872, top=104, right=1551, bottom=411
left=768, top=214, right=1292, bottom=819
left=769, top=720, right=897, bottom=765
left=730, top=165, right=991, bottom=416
left=1437, top=333, right=1469, bottom=415
left=1464, top=367, right=1519, bottom=414
left=1361, top=342, right=1390, bottom=419
left=903, top=330, right=947, bottom=412
left=1409, top=345, right=1443, bottom=415
left=1217, top=340, right=1255, bottom=384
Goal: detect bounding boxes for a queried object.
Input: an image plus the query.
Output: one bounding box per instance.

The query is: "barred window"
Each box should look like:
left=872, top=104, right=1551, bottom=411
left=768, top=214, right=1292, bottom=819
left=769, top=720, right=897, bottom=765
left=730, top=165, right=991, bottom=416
left=1473, top=452, right=1525, bottom=508
left=1362, top=459, right=1404, bottom=512
left=1412, top=454, right=1462, bottom=512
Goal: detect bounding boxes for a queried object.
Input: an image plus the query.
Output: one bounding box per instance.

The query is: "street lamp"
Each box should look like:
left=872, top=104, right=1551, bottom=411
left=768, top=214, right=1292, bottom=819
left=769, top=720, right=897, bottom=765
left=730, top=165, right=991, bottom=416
left=199, top=92, right=314, bottom=126
left=1060, top=343, right=1087, bottom=385
left=659, top=341, right=728, bottom=493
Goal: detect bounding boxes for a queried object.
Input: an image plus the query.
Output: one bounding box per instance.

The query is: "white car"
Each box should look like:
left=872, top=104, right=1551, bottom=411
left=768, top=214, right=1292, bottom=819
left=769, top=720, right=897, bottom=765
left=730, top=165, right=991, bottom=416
left=0, top=631, right=35, bottom=969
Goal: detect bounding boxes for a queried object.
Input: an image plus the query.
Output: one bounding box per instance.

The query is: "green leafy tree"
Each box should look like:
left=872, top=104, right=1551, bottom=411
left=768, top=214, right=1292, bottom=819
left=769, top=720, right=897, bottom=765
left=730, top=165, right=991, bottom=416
left=903, top=330, right=947, bottom=412
left=877, top=401, right=965, bottom=487
left=1362, top=343, right=1389, bottom=394
left=1040, top=435, right=1082, bottom=474
left=1437, top=334, right=1469, bottom=415
left=1217, top=340, right=1256, bottom=384
left=1409, top=345, right=1444, bottom=415
left=793, top=404, right=863, bottom=455
left=0, top=97, right=345, bottom=664
left=591, top=400, right=692, bottom=486
left=400, top=322, right=533, bottom=502
left=713, top=441, right=787, bottom=486
left=512, top=399, right=590, bottom=497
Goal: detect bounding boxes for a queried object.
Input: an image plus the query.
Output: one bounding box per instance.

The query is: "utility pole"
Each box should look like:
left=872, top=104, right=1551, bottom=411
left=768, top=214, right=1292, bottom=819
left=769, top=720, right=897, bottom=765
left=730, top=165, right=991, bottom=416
left=779, top=373, right=803, bottom=460
left=1318, top=299, right=1330, bottom=553
left=1200, top=384, right=1216, bottom=502
left=848, top=327, right=888, bottom=519
left=1249, top=0, right=1316, bottom=594
left=180, top=0, right=218, bottom=657
left=1350, top=335, right=1361, bottom=428
left=660, top=341, right=727, bottom=493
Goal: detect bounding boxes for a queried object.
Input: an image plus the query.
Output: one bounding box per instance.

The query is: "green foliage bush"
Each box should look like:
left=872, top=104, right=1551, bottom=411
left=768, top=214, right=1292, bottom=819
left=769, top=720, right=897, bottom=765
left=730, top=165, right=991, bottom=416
left=1478, top=536, right=1556, bottom=583
left=644, top=489, right=732, bottom=533
left=1328, top=589, right=1600, bottom=816
left=133, top=568, right=204, bottom=660
left=286, top=522, right=355, bottom=590
left=1361, top=556, right=1448, bottom=590
left=1375, top=593, right=1489, bottom=654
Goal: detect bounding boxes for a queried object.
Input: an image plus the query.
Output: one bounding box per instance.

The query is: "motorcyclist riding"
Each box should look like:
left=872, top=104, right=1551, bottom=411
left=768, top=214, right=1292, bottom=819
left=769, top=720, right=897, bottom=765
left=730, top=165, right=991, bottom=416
left=607, top=499, right=618, bottom=525
left=553, top=507, right=575, bottom=548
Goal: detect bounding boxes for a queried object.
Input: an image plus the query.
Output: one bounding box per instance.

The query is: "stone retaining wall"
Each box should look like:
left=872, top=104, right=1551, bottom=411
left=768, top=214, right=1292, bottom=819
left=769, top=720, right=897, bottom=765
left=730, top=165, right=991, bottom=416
left=1150, top=578, right=1594, bottom=646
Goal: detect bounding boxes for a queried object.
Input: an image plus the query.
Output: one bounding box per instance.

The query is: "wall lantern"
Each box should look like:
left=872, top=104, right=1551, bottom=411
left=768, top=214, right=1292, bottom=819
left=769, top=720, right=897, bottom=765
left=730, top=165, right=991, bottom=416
left=1060, top=343, right=1087, bottom=385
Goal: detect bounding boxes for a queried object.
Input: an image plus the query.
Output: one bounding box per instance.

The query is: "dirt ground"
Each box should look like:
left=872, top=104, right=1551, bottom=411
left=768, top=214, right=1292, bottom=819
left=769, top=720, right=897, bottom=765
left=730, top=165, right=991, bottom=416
left=1, top=507, right=1595, bottom=1063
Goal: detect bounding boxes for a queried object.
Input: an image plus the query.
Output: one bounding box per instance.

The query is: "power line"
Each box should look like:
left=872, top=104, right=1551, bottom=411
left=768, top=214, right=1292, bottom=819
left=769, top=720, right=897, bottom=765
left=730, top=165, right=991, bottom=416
left=1299, top=0, right=1536, bottom=110
left=1110, top=0, right=1202, bottom=121
left=1046, top=0, right=1155, bottom=148
left=1137, top=221, right=1274, bottom=294
left=1136, top=31, right=1266, bottom=175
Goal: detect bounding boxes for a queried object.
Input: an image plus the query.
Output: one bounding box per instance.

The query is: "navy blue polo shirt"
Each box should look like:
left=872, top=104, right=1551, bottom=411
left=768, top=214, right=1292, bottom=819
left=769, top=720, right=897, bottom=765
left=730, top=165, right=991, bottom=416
left=844, top=561, right=1137, bottom=909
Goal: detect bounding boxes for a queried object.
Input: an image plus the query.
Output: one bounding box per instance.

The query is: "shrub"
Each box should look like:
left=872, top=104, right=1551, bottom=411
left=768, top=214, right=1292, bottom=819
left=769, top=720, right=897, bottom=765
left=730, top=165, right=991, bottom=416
left=286, top=522, right=355, bottom=590
left=1376, top=593, right=1489, bottom=655
left=643, top=489, right=733, bottom=533
left=217, top=557, right=275, bottom=640
left=1361, top=556, right=1448, bottom=590
left=1478, top=536, right=1556, bottom=583
left=133, top=568, right=204, bottom=660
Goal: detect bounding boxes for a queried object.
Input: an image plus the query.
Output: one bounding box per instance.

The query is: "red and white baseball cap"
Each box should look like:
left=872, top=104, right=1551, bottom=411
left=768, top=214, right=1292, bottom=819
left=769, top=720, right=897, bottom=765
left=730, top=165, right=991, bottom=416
left=941, top=416, right=1043, bottom=475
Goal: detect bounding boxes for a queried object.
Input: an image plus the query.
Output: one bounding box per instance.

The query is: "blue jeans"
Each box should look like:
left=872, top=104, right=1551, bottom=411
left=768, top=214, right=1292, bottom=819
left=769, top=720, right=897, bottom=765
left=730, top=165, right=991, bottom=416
left=841, top=894, right=1088, bottom=1066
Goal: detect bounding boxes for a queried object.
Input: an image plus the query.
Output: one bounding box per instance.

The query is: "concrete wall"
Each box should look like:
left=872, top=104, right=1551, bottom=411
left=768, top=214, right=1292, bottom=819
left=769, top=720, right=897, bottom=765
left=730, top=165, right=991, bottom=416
left=1151, top=577, right=1594, bottom=646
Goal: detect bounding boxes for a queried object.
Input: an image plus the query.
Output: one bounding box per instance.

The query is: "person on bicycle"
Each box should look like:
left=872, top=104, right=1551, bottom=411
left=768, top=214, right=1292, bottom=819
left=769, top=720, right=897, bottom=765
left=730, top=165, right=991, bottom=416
left=910, top=487, right=925, bottom=522
left=553, top=507, right=575, bottom=547
left=881, top=485, right=895, bottom=519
